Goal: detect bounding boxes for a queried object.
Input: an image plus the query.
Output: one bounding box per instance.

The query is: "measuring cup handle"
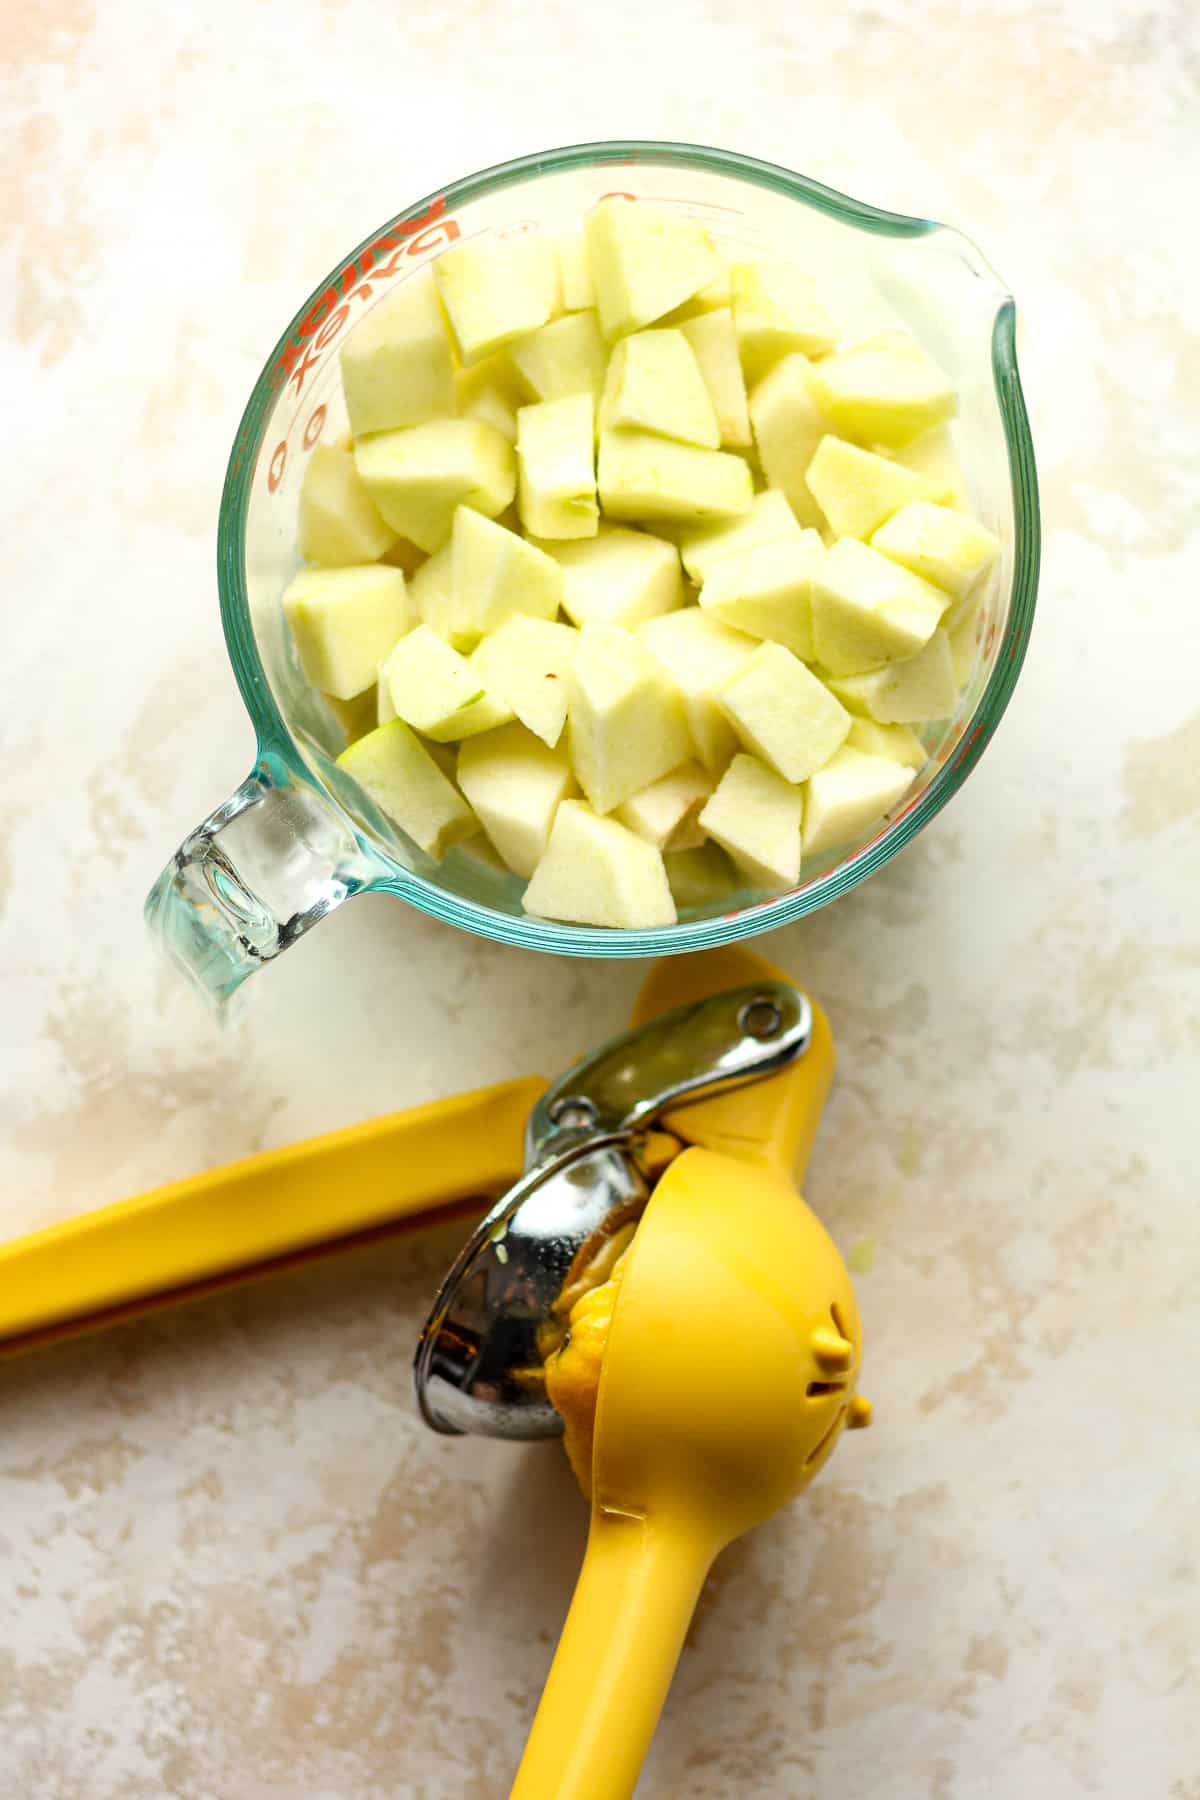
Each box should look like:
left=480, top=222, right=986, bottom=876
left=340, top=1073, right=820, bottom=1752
left=144, top=753, right=383, bottom=1007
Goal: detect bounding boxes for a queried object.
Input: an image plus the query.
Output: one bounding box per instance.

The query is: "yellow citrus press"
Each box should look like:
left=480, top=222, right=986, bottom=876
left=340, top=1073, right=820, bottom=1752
left=0, top=947, right=868, bottom=1799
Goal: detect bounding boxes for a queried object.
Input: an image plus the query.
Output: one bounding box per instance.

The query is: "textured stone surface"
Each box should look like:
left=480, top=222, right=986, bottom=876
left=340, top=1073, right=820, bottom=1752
left=2, top=1, right=1198, bottom=1794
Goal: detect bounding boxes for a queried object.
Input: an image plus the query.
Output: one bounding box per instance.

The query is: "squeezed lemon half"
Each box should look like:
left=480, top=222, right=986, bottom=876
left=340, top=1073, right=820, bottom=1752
left=542, top=1222, right=637, bottom=1497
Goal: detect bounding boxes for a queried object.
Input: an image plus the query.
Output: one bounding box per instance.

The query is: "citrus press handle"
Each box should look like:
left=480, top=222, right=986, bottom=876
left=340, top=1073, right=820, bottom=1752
left=510, top=1506, right=718, bottom=1800
left=0, top=1077, right=544, bottom=1358
left=525, top=979, right=813, bottom=1164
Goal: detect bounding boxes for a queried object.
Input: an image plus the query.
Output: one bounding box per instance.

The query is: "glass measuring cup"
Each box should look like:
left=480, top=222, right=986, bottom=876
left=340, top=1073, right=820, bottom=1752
left=146, top=140, right=1039, bottom=1005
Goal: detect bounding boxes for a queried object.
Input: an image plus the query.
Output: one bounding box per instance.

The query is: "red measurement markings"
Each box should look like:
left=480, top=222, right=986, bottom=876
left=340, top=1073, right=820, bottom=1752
left=272, top=196, right=461, bottom=400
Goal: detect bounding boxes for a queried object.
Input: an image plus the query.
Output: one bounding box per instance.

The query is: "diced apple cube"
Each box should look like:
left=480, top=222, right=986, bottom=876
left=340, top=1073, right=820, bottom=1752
left=456, top=722, right=576, bottom=878
left=679, top=488, right=805, bottom=585
left=523, top=799, right=676, bottom=928
left=558, top=234, right=594, bottom=311
left=946, top=592, right=981, bottom=686
left=434, top=231, right=559, bottom=364
left=826, top=627, right=959, bottom=723
left=639, top=608, right=757, bottom=772
left=812, top=538, right=950, bottom=675
left=381, top=623, right=512, bottom=742
left=355, top=420, right=515, bottom=553
left=805, top=435, right=948, bottom=540
left=679, top=308, right=752, bottom=447
left=324, top=685, right=379, bottom=746
left=510, top=310, right=608, bottom=403
left=665, top=842, right=738, bottom=908
left=457, top=834, right=511, bottom=878
left=717, top=642, right=850, bottom=783
left=517, top=394, right=599, bottom=539
left=698, top=533, right=824, bottom=661
left=469, top=615, right=579, bottom=747
left=567, top=622, right=691, bottom=814
left=283, top=564, right=412, bottom=699
left=376, top=664, right=397, bottom=724
left=870, top=501, right=1000, bottom=600
left=454, top=352, right=522, bottom=443
left=616, top=761, right=714, bottom=850
left=299, top=445, right=398, bottom=565
left=409, top=543, right=453, bottom=638
left=597, top=430, right=753, bottom=524
left=336, top=720, right=476, bottom=859
left=809, top=332, right=957, bottom=448
left=584, top=198, right=723, bottom=341
left=379, top=536, right=426, bottom=576
left=536, top=526, right=682, bottom=629
left=659, top=271, right=732, bottom=324
left=846, top=718, right=928, bottom=768
left=731, top=261, right=837, bottom=382
left=339, top=270, right=454, bottom=436
left=599, top=329, right=719, bottom=448
left=892, top=425, right=971, bottom=510
left=749, top=354, right=829, bottom=528
left=450, top=506, right=564, bottom=645
left=698, top=754, right=803, bottom=890
left=802, top=746, right=915, bottom=859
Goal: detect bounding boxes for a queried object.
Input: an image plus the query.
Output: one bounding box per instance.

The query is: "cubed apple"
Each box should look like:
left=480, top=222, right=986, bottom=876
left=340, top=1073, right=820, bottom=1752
left=536, top=525, right=682, bottom=629
left=599, top=329, right=719, bottom=448
left=298, top=445, right=398, bottom=565
left=731, top=261, right=837, bottom=383
left=698, top=533, right=824, bottom=660
left=809, top=332, right=957, bottom=448
left=336, top=720, right=476, bottom=859
left=324, top=684, right=379, bottom=746
left=679, top=488, right=805, bottom=585
left=664, top=842, right=738, bottom=908
left=946, top=592, right=981, bottom=686
left=659, top=270, right=732, bottom=324
left=434, top=231, right=559, bottom=364
left=598, top=430, right=753, bottom=525
left=892, top=425, right=971, bottom=510
left=456, top=722, right=576, bottom=879
left=679, top=308, right=752, bottom=447
left=584, top=197, right=723, bottom=340
left=805, top=435, right=949, bottom=541
left=283, top=564, right=412, bottom=699
left=812, top=538, right=950, bottom=675
left=375, top=662, right=397, bottom=724
left=469, top=615, right=579, bottom=747
left=826, top=626, right=959, bottom=723
left=717, top=642, right=850, bottom=783
left=510, top=310, right=607, bottom=404
left=616, top=761, right=713, bottom=850
left=558, top=234, right=594, bottom=311
left=523, top=799, right=676, bottom=928
left=566, top=622, right=691, bottom=814
left=379, top=536, right=427, bottom=576
left=339, top=270, right=454, bottom=436
left=846, top=717, right=928, bottom=768
left=449, top=506, right=564, bottom=645
left=870, top=501, right=1000, bottom=600
left=409, top=542, right=453, bottom=638
left=802, top=746, right=915, bottom=859
left=516, top=393, right=599, bottom=539
left=355, top=419, right=515, bottom=553
left=748, top=354, right=828, bottom=528
left=381, top=623, right=512, bottom=742
left=698, top=754, right=803, bottom=890
left=639, top=608, right=757, bottom=772
left=454, top=352, right=522, bottom=443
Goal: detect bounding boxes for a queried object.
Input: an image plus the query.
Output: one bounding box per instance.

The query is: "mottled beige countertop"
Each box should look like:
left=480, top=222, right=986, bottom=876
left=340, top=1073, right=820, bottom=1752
left=3, top=1, right=1198, bottom=1794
